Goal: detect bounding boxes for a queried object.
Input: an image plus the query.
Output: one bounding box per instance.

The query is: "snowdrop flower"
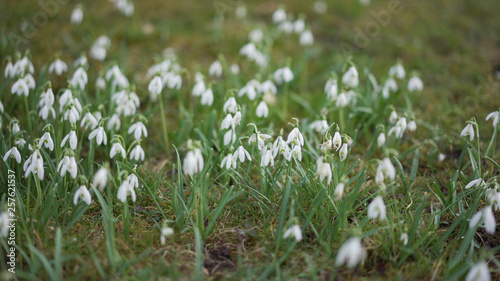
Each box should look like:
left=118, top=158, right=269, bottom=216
left=110, top=142, right=126, bottom=159
left=486, top=111, right=499, bottom=127
left=272, top=8, right=287, bottom=23
left=388, top=117, right=407, bottom=139
left=314, top=1, right=327, bottom=13
left=382, top=78, right=397, bottom=99
left=161, top=226, right=174, bottom=245
left=377, top=133, right=386, bottom=148
left=223, top=97, right=238, bottom=114
left=466, top=261, right=490, bottom=281
left=209, top=60, right=223, bottom=77
left=283, top=224, right=302, bottom=242
left=74, top=185, right=91, bottom=205
left=256, top=101, right=269, bottom=118
left=192, top=73, right=206, bottom=97
left=375, top=170, right=385, bottom=189
left=130, top=143, right=145, bottom=162
left=224, top=129, right=236, bottom=146
left=299, top=30, right=314, bottom=46
left=92, top=167, right=108, bottom=191
left=49, top=59, right=68, bottom=76
left=90, top=36, right=111, bottom=61
left=438, top=153, right=446, bottom=162
left=335, top=237, right=366, bottom=269
left=465, top=178, right=485, bottom=189
left=230, top=64, right=240, bottom=74
left=221, top=114, right=234, bottom=130
left=127, top=173, right=139, bottom=189
left=389, top=110, right=398, bottom=124
left=293, top=19, right=305, bottom=33
left=316, top=157, right=332, bottom=185
left=233, top=146, right=251, bottom=164
left=272, top=136, right=290, bottom=158
left=249, top=132, right=272, bottom=150
left=277, top=20, right=294, bottom=34
left=12, top=122, right=20, bottom=135
left=0, top=212, right=9, bottom=237
left=325, top=78, right=338, bottom=100
left=61, top=130, right=78, bottom=150
left=273, top=67, right=294, bottom=85
left=261, top=80, right=277, bottom=95
left=367, top=196, right=387, bottom=220
left=24, top=149, right=44, bottom=180
left=290, top=145, right=302, bottom=161
left=81, top=112, right=99, bottom=130
left=89, top=126, right=107, bottom=145
left=183, top=147, right=204, bottom=176
left=377, top=158, right=396, bottom=181
left=71, top=5, right=84, bottom=25
left=221, top=153, right=236, bottom=169
left=148, top=76, right=163, bottom=101
left=469, top=206, right=496, bottom=234
left=4, top=61, right=15, bottom=79
left=342, top=66, right=359, bottom=89
left=321, top=139, right=332, bottom=154
left=287, top=128, right=304, bottom=147
left=40, top=132, right=54, bottom=151
left=249, top=29, right=263, bottom=42
left=24, top=73, right=36, bottom=89
left=339, top=143, right=348, bottom=161
left=3, top=147, right=21, bottom=163
left=333, top=132, right=342, bottom=151
left=408, top=76, right=423, bottom=92
left=238, top=81, right=259, bottom=100
left=460, top=123, right=475, bottom=141
left=128, top=122, right=148, bottom=140
left=39, top=88, right=56, bottom=120
left=334, top=182, right=345, bottom=201
left=310, top=120, right=329, bottom=134
left=11, top=77, right=29, bottom=96
left=117, top=181, right=136, bottom=203
left=389, top=62, right=405, bottom=79
left=57, top=156, right=78, bottom=179
left=400, top=233, right=408, bottom=246
left=407, top=120, right=417, bottom=131
left=336, top=92, right=349, bottom=108
left=201, top=88, right=214, bottom=106
left=260, top=146, right=275, bottom=167
left=74, top=55, right=88, bottom=68
left=108, top=114, right=121, bottom=131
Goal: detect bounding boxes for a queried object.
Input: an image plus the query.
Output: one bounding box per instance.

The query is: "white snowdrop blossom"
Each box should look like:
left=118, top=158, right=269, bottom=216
left=273, top=67, right=294, bottom=85
left=400, top=233, right=408, bottom=246
left=388, top=117, right=407, bottom=139
left=316, top=157, right=332, bottom=185
left=466, top=261, right=491, bottom=281
left=49, top=59, right=68, bottom=75
left=293, top=19, right=305, bottom=33
left=130, top=144, right=145, bottom=162
left=261, top=80, right=277, bottom=95
left=249, top=29, right=263, bottom=42
left=223, top=97, right=238, bottom=114
left=277, top=20, right=293, bottom=34
left=256, top=101, right=269, bottom=118
left=333, top=132, right=342, bottom=151
left=339, top=143, right=348, bottom=161
left=367, top=196, right=387, bottom=221
left=24, top=149, right=44, bottom=180
left=201, top=88, right=214, bottom=106
left=24, top=74, right=36, bottom=89
left=221, top=153, right=236, bottom=169
left=249, top=132, right=272, bottom=150
left=81, top=112, right=99, bottom=130
left=287, top=128, right=304, bottom=147
left=110, top=142, right=126, bottom=159
left=148, top=76, right=163, bottom=101
left=310, top=120, right=329, bottom=134
left=283, top=225, right=302, bottom=242
left=238, top=80, right=260, bottom=100
left=11, top=77, right=29, bottom=96
left=486, top=111, right=499, bottom=127
left=183, top=147, right=204, bottom=176
left=408, top=76, right=423, bottom=92
left=39, top=88, right=56, bottom=120
left=334, top=182, right=345, bottom=201
left=117, top=181, right=136, bottom=203
left=89, top=126, right=107, bottom=145
left=300, top=30, right=314, bottom=46
left=342, top=66, right=359, bottom=89
left=325, top=78, right=338, bottom=100
left=335, top=237, right=366, bottom=269
left=92, top=167, right=108, bottom=191
left=389, top=62, right=405, bottom=79
left=108, top=114, right=121, bottom=131
left=469, top=206, right=496, bottom=234
left=90, top=35, right=111, bottom=61
left=272, top=8, right=287, bottom=23
left=377, top=158, right=396, bottom=181
left=224, top=129, right=237, bottom=146
left=71, top=5, right=84, bottom=24
left=408, top=120, right=417, bottom=131
left=4, top=61, right=15, bottom=79
left=128, top=122, right=148, bottom=140
left=57, top=156, right=78, bottom=179
left=389, top=110, right=398, bottom=124
left=61, top=130, right=78, bottom=150
left=74, top=185, right=91, bottom=205
left=40, top=132, right=54, bottom=151
left=3, top=147, right=21, bottom=163
left=192, top=73, right=206, bottom=97
left=209, top=60, right=223, bottom=77
left=377, top=133, right=386, bottom=148
left=127, top=173, right=139, bottom=189
left=382, top=78, right=398, bottom=99
left=273, top=136, right=290, bottom=158
left=260, top=146, right=275, bottom=167
left=465, top=178, right=485, bottom=189
left=0, top=213, right=9, bottom=237
left=233, top=146, right=252, bottom=164
left=460, top=123, right=475, bottom=141
left=161, top=226, right=174, bottom=245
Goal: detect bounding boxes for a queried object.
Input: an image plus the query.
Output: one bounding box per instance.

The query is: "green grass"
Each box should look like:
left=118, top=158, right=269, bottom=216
left=1, top=0, right=500, bottom=280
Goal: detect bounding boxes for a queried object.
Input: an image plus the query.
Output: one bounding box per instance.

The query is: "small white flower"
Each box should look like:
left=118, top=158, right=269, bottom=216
left=148, top=76, right=163, bottom=101
left=81, top=112, right=99, bottom=130
left=4, top=61, right=15, bottom=79
left=161, top=226, right=174, bottom=245
left=89, top=126, right=107, bottom=145
left=321, top=139, right=332, bottom=154
left=24, top=74, right=36, bottom=89
left=465, top=261, right=490, bottom=281
left=333, top=132, right=342, bottom=151
left=486, top=111, right=499, bottom=127
left=40, top=132, right=54, bottom=151
left=407, top=120, right=417, bottom=132
left=290, top=145, right=302, bottom=161
left=256, top=101, right=269, bottom=118
left=224, top=129, right=236, bottom=146
left=334, top=182, right=345, bottom=201
left=460, top=123, right=475, bottom=141
left=261, top=80, right=277, bottom=95
left=48, top=59, right=68, bottom=75
left=249, top=29, right=263, bottom=42
left=465, top=178, right=484, bottom=189
left=408, top=76, right=423, bottom=92
left=233, top=146, right=252, bottom=164
left=377, top=133, right=386, bottom=148
left=61, top=130, right=78, bottom=150
left=377, top=158, right=396, bottom=181
left=339, top=143, right=348, bottom=161
left=335, top=237, right=366, bottom=269
left=57, top=156, right=78, bottom=179
left=283, top=225, right=302, bottom=242
left=201, top=88, right=214, bottom=106
left=24, top=149, right=44, bottom=180
left=221, top=153, right=236, bottom=169
left=287, top=128, right=304, bottom=147
left=273, top=67, right=294, bottom=85
left=130, top=144, right=145, bottom=162
left=299, top=30, right=314, bottom=46
left=110, top=142, right=126, bottom=159
left=293, top=19, right=305, bottom=33
left=183, top=148, right=204, bottom=176
left=3, top=147, right=21, bottom=163
left=277, top=20, right=293, bottom=34
left=209, top=60, right=223, bottom=77
left=127, top=173, right=139, bottom=189
left=128, top=122, right=148, bottom=140
left=11, top=78, right=29, bottom=96
left=260, top=147, right=275, bottom=167
left=382, top=78, right=398, bottom=99
left=389, top=110, right=398, bottom=124
left=117, top=181, right=136, bottom=203
left=325, top=78, right=338, bottom=100
left=438, top=153, right=446, bottom=162
left=469, top=206, right=496, bottom=234
left=389, top=62, right=405, bottom=79
left=400, top=233, right=408, bottom=246
left=310, top=120, right=329, bottom=134
left=316, top=157, right=332, bottom=185
left=71, top=5, right=84, bottom=25
left=92, top=167, right=108, bottom=191
left=0, top=212, right=9, bottom=237
left=223, top=97, right=238, bottom=114
left=342, top=66, right=359, bottom=89
left=272, top=8, right=287, bottom=23
left=107, top=114, right=121, bottom=131
left=367, top=196, right=387, bottom=221
left=74, top=185, right=91, bottom=205
left=249, top=132, right=272, bottom=151
left=230, top=64, right=240, bottom=74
